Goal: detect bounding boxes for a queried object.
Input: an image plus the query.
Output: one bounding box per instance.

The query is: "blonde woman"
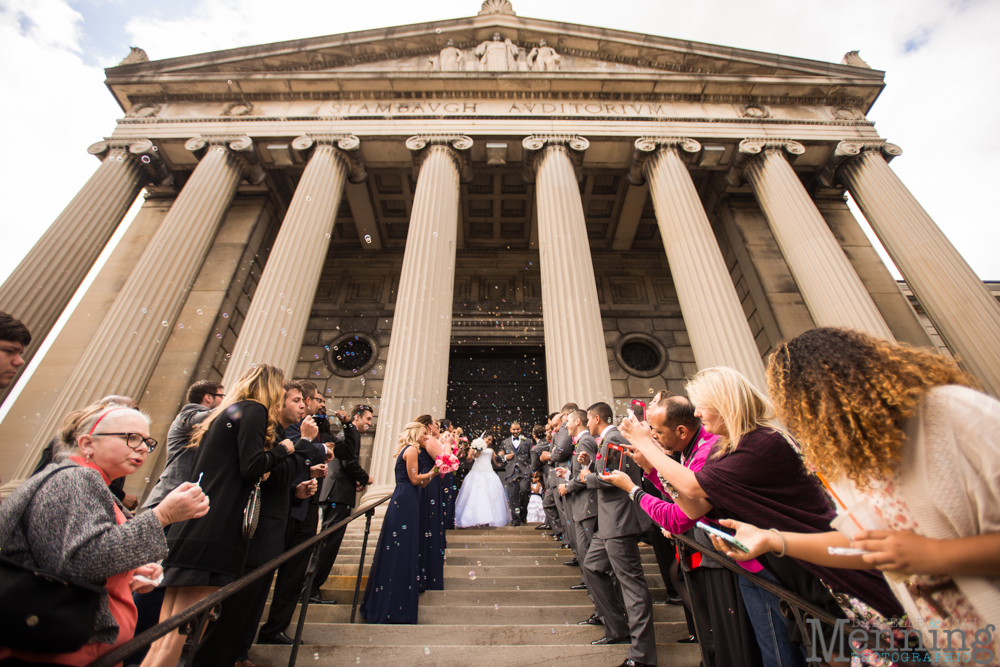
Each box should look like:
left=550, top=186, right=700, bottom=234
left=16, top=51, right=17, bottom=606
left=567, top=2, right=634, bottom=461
left=360, top=422, right=439, bottom=624
left=713, top=328, right=1000, bottom=663
left=618, top=367, right=903, bottom=666
left=142, top=364, right=293, bottom=667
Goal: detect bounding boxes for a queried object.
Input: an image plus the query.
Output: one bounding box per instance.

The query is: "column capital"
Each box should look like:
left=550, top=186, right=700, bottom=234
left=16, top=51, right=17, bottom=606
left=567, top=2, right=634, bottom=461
left=406, top=135, right=473, bottom=182
left=184, top=135, right=266, bottom=184
left=521, top=134, right=589, bottom=183
left=292, top=134, right=367, bottom=184
left=726, top=138, right=805, bottom=187
left=818, top=139, right=903, bottom=188
left=87, top=138, right=173, bottom=187
left=627, top=136, right=701, bottom=186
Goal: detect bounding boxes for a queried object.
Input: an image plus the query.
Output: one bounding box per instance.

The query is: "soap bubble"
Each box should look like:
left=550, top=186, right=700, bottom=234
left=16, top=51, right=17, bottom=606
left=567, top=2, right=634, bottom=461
left=161, top=321, right=168, bottom=326
left=141, top=155, right=151, bottom=164
left=364, top=234, right=372, bottom=243
left=468, top=571, right=476, bottom=580
left=423, top=648, right=430, bottom=656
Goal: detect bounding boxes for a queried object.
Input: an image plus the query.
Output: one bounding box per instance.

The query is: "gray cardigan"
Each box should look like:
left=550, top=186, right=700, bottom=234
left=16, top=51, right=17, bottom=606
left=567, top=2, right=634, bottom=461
left=0, top=461, right=168, bottom=644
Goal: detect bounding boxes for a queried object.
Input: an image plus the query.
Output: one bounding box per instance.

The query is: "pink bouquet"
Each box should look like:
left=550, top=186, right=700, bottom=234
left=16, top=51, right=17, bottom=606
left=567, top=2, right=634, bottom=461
left=435, top=451, right=460, bottom=474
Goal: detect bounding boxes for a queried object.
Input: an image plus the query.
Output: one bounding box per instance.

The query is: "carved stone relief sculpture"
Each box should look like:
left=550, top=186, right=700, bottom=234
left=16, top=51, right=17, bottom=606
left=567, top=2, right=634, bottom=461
left=475, top=32, right=519, bottom=71
left=432, top=39, right=465, bottom=71
left=527, top=39, right=561, bottom=71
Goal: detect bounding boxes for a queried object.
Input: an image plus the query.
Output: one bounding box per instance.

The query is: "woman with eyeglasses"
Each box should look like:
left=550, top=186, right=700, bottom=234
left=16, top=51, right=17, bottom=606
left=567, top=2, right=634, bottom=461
left=141, top=364, right=294, bottom=667
left=0, top=403, right=209, bottom=666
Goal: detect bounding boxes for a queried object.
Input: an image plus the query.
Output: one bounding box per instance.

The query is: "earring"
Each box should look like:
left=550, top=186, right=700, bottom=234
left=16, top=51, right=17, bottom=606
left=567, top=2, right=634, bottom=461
left=85, top=453, right=91, bottom=463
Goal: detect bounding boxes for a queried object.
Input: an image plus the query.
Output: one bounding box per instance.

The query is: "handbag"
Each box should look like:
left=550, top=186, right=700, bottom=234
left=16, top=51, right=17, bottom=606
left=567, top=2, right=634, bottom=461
left=0, top=466, right=107, bottom=653
left=242, top=476, right=262, bottom=539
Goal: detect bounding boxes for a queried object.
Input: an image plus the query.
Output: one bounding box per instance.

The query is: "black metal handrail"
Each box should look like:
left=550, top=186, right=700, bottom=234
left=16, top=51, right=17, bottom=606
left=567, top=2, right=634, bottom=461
left=85, top=493, right=390, bottom=667
left=671, top=532, right=924, bottom=666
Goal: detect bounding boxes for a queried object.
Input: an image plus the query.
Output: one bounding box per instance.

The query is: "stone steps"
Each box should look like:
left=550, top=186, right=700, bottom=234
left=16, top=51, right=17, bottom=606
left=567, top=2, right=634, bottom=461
left=249, top=522, right=697, bottom=666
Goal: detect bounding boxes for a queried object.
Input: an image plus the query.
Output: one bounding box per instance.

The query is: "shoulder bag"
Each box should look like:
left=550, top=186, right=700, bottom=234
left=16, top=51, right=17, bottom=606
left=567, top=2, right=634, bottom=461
left=0, top=466, right=107, bottom=653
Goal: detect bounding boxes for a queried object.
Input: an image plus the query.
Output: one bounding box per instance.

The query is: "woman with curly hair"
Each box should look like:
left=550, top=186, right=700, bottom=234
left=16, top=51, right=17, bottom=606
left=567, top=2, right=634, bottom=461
left=620, top=366, right=904, bottom=666
left=711, top=328, right=1000, bottom=661
left=360, top=422, right=439, bottom=624
left=142, top=363, right=295, bottom=667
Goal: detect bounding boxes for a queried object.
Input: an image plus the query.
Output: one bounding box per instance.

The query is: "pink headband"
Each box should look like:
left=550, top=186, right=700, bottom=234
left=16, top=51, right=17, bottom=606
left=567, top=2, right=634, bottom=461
left=88, top=407, right=131, bottom=435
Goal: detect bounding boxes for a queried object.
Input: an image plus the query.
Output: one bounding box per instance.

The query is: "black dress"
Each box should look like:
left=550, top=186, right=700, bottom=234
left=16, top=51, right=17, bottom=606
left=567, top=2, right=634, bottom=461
left=417, top=448, right=445, bottom=591
left=360, top=446, right=421, bottom=623
left=162, top=400, right=290, bottom=586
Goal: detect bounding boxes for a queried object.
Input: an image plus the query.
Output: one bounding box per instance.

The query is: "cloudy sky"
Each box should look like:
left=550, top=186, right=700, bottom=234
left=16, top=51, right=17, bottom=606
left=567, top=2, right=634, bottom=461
left=1, top=0, right=997, bottom=294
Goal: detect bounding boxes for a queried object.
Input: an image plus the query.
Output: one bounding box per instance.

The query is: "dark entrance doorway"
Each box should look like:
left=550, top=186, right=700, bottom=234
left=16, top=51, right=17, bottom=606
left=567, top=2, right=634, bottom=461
left=446, top=346, right=548, bottom=443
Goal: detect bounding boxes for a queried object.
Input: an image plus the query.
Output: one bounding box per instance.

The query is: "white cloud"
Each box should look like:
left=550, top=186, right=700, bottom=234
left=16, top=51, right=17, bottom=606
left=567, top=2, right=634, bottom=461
left=0, top=0, right=997, bottom=290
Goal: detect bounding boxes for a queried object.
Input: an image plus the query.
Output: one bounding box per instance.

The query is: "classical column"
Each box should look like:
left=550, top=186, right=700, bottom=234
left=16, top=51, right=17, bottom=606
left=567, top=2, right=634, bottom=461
left=4, top=136, right=261, bottom=490
left=222, top=135, right=365, bottom=387
left=368, top=136, right=470, bottom=495
left=632, top=137, right=768, bottom=392
left=835, top=141, right=1000, bottom=396
left=0, top=139, right=171, bottom=398
left=737, top=138, right=895, bottom=340
left=523, top=135, right=614, bottom=410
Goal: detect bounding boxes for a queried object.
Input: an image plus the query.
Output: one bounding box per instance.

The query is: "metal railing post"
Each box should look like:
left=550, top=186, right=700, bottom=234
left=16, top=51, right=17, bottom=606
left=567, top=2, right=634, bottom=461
left=350, top=509, right=375, bottom=623
left=287, top=536, right=327, bottom=667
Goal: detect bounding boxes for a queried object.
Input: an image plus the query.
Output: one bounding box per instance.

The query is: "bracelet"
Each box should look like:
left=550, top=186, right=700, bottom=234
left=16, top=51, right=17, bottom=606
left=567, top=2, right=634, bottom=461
left=628, top=485, right=641, bottom=502
left=769, top=528, right=787, bottom=557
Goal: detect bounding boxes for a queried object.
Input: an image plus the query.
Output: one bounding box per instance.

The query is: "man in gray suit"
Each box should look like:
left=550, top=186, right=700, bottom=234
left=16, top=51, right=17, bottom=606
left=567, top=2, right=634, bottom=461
left=530, top=424, right=556, bottom=530
left=581, top=402, right=657, bottom=667
left=542, top=404, right=578, bottom=549
left=500, top=421, right=532, bottom=525
left=562, top=409, right=599, bottom=601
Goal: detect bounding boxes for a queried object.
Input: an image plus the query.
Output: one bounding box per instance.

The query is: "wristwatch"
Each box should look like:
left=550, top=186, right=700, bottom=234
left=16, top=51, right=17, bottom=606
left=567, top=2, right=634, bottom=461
left=628, top=485, right=641, bottom=502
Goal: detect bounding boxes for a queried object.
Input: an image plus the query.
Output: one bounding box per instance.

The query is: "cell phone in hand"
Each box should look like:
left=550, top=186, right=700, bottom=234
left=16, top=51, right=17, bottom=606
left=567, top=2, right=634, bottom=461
left=630, top=399, right=646, bottom=423
left=697, top=520, right=751, bottom=553
left=603, top=443, right=624, bottom=473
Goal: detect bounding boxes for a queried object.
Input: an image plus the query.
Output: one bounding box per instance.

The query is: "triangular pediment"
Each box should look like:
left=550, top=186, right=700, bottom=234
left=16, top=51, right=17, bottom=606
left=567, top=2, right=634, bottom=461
left=105, top=11, right=885, bottom=111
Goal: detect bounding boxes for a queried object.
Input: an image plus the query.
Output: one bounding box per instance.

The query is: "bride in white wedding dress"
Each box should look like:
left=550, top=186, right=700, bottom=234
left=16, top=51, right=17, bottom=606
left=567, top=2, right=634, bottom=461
left=454, top=435, right=511, bottom=528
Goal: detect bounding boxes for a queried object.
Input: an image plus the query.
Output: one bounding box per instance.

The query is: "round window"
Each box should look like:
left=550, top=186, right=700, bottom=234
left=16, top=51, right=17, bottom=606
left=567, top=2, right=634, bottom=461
left=326, top=333, right=378, bottom=377
left=614, top=333, right=667, bottom=378
left=621, top=340, right=660, bottom=373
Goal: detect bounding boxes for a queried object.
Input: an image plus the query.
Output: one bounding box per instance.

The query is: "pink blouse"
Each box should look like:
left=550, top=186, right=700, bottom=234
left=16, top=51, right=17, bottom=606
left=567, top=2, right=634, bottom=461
left=637, top=430, right=763, bottom=574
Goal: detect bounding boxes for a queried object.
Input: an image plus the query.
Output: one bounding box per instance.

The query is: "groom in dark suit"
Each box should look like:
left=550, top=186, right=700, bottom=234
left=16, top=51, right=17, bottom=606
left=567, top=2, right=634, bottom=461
left=500, top=421, right=532, bottom=526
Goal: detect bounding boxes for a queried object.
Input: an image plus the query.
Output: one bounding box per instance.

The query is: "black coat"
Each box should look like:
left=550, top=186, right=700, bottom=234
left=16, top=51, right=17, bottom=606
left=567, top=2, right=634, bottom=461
left=246, top=437, right=313, bottom=568
left=164, top=400, right=290, bottom=578
left=322, top=423, right=369, bottom=507
left=500, top=436, right=533, bottom=482
left=285, top=421, right=328, bottom=521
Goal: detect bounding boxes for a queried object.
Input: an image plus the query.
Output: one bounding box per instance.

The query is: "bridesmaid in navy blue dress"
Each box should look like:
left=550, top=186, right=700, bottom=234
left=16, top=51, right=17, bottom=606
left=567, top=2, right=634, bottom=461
left=415, top=415, right=446, bottom=592
left=438, top=419, right=458, bottom=530
left=360, top=422, right=439, bottom=624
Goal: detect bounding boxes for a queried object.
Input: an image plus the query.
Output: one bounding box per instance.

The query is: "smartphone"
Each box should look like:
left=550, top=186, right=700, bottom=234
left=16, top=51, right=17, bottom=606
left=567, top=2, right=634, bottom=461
left=697, top=520, right=751, bottom=553
left=603, top=442, right=624, bottom=473
left=630, top=399, right=646, bottom=423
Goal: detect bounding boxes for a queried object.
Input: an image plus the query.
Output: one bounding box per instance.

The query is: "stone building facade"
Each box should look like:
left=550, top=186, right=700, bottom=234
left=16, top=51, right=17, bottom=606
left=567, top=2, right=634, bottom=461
left=2, top=1, right=999, bottom=500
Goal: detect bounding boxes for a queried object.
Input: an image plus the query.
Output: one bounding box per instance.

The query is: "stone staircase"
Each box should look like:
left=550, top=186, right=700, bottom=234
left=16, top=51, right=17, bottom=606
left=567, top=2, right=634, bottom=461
left=251, top=519, right=700, bottom=666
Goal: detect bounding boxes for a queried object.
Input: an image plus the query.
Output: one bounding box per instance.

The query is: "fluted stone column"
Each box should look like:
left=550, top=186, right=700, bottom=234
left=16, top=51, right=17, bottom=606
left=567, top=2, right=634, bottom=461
left=633, top=137, right=768, bottom=392
left=4, top=136, right=261, bottom=490
left=836, top=142, right=1000, bottom=396
left=222, top=135, right=364, bottom=387
left=738, top=138, right=895, bottom=340
left=368, top=136, right=469, bottom=495
left=523, top=135, right=614, bottom=410
left=0, top=139, right=170, bottom=400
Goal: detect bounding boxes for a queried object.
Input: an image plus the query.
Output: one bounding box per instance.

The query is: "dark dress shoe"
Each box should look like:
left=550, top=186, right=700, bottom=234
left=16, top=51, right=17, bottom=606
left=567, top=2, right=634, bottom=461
left=664, top=593, right=682, bottom=605
left=535, top=524, right=550, bottom=530
left=564, top=559, right=579, bottom=566
left=570, top=582, right=587, bottom=590
left=578, top=613, right=603, bottom=626
left=257, top=631, right=300, bottom=645
left=619, top=660, right=656, bottom=667
left=308, top=593, right=337, bottom=605
left=591, top=636, right=629, bottom=645
left=677, top=635, right=698, bottom=644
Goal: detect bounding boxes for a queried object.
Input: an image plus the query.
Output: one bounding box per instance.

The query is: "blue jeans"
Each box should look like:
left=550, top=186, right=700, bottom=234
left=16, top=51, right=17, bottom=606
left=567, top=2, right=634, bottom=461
left=738, top=569, right=806, bottom=667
